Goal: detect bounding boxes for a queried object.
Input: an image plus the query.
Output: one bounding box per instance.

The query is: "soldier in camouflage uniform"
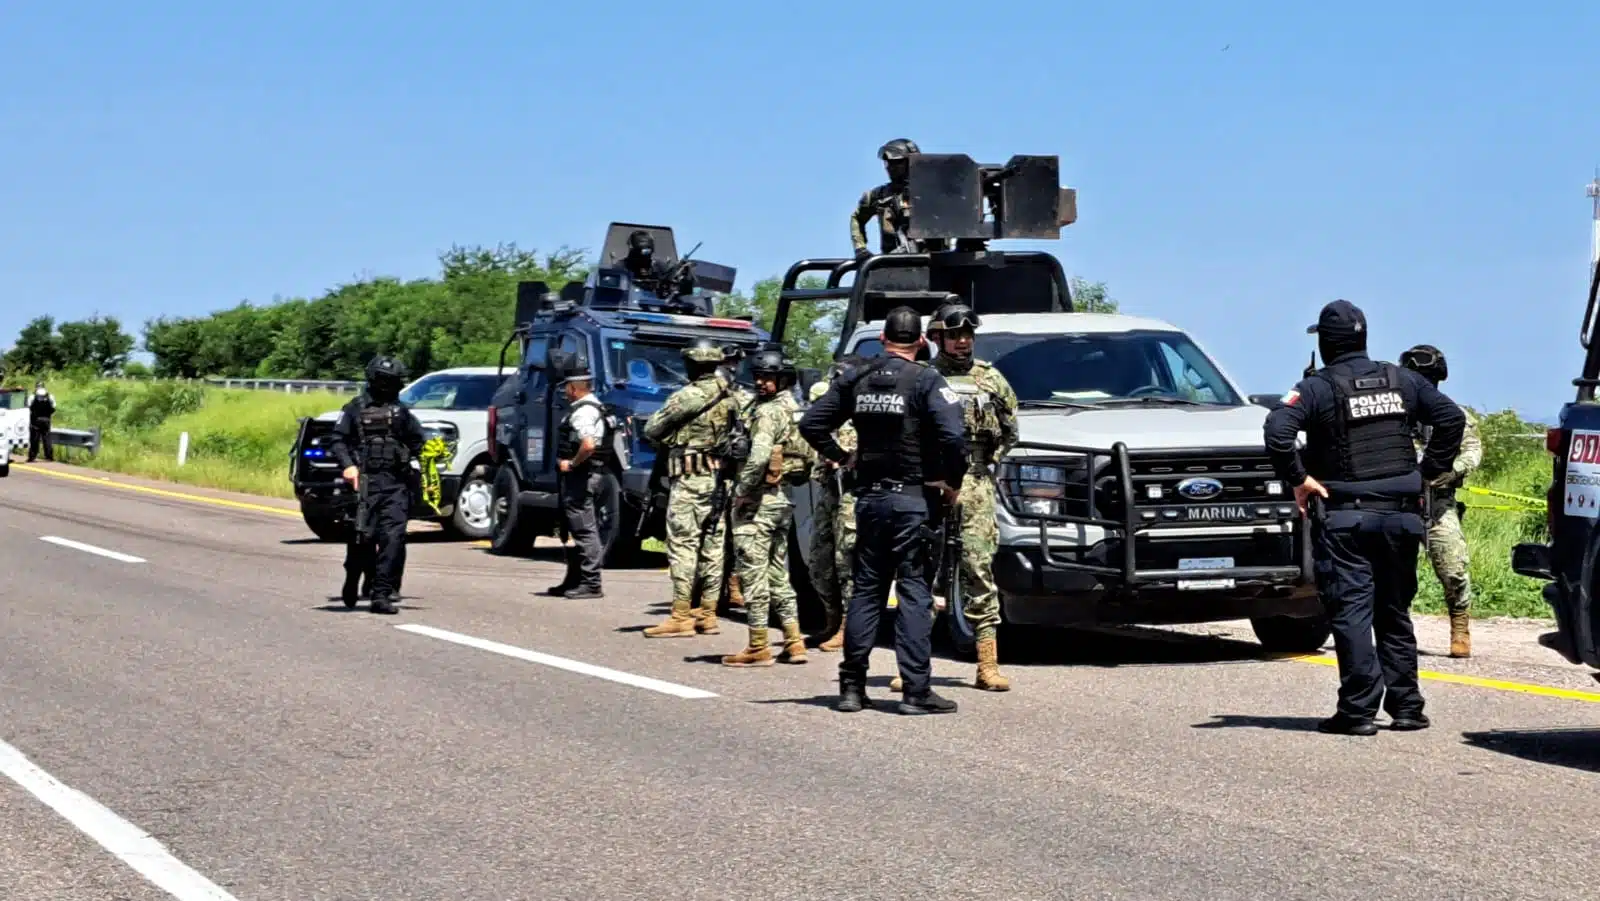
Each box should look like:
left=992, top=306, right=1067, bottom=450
left=849, top=138, right=949, bottom=259
left=891, top=298, right=1019, bottom=692
left=642, top=340, right=741, bottom=638
left=806, top=358, right=864, bottom=651
left=722, top=349, right=813, bottom=666
left=1401, top=344, right=1483, bottom=658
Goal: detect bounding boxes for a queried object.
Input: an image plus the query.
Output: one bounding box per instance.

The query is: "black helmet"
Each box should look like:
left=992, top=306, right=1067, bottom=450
left=1400, top=344, right=1448, bottom=383
left=627, top=229, right=654, bottom=254
left=749, top=348, right=796, bottom=380
left=365, top=355, right=408, bottom=385
left=878, top=138, right=920, bottom=161
left=926, top=295, right=980, bottom=337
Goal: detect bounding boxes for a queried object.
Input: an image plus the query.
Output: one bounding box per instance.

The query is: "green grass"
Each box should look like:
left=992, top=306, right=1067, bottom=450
left=6, top=376, right=1560, bottom=619
left=22, top=376, right=346, bottom=500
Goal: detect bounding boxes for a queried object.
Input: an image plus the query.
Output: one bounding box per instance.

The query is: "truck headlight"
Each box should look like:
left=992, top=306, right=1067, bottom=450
left=1266, top=480, right=1284, bottom=496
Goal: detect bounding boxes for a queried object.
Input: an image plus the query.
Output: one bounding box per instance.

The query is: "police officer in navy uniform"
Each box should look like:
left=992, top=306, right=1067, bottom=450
left=547, top=351, right=608, bottom=600
left=800, top=306, right=969, bottom=715
left=330, top=355, right=426, bottom=615
left=1264, top=300, right=1465, bottom=735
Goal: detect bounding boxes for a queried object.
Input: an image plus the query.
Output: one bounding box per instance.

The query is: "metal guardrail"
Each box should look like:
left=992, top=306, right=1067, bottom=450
left=49, top=426, right=100, bottom=456
left=204, top=378, right=361, bottom=394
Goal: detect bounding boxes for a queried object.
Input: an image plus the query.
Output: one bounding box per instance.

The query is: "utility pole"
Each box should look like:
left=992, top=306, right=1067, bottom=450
left=1589, top=171, right=1600, bottom=273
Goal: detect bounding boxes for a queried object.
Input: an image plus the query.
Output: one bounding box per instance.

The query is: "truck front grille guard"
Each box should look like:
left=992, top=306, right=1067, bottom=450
left=998, top=440, right=1314, bottom=587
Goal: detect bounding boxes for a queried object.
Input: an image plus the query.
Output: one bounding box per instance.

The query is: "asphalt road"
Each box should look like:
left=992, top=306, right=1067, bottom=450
left=3, top=463, right=1600, bottom=900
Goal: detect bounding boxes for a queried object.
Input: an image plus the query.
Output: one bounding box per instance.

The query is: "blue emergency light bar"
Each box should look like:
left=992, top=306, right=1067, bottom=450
left=619, top=311, right=754, bottom=330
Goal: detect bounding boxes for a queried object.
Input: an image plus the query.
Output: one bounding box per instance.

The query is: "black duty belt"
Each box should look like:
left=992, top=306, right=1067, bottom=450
left=855, top=479, right=911, bottom=494
left=1325, top=496, right=1417, bottom=513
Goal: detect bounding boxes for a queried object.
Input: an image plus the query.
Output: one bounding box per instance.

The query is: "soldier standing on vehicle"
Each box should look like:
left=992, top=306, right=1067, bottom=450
left=548, top=353, right=608, bottom=600
left=642, top=340, right=741, bottom=638
left=1400, top=344, right=1482, bottom=658
left=620, top=229, right=696, bottom=299
left=330, top=356, right=426, bottom=615
left=885, top=298, right=1019, bottom=692
left=26, top=380, right=55, bottom=462
left=801, top=306, right=969, bottom=715
left=849, top=138, right=949, bottom=259
left=722, top=349, right=811, bottom=667
left=806, top=358, right=865, bottom=651
left=1264, top=301, right=1464, bottom=735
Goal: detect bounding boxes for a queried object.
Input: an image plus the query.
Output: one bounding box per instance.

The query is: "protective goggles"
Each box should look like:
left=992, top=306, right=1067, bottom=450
left=933, top=308, right=980, bottom=332
left=1401, top=347, right=1440, bottom=369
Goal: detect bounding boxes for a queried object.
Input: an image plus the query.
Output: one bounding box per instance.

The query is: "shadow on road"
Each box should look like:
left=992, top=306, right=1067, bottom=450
left=1461, top=728, right=1600, bottom=774
left=934, top=623, right=1280, bottom=671
left=1192, top=714, right=1326, bottom=733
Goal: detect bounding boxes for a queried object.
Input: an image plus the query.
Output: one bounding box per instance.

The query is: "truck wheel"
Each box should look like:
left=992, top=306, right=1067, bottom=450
left=446, top=463, right=494, bottom=540
left=489, top=464, right=537, bottom=555
left=301, top=503, right=349, bottom=543
left=597, top=471, right=645, bottom=566
left=0, top=460, right=9, bottom=478
left=1250, top=614, right=1332, bottom=654
left=787, top=522, right=825, bottom=634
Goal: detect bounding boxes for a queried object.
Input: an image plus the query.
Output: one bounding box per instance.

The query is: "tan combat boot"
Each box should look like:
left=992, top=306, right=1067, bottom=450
left=819, top=625, right=845, bottom=652
left=975, top=637, right=1011, bottom=691
left=727, top=574, right=745, bottom=608
left=722, top=629, right=774, bottom=667
left=644, top=601, right=699, bottom=638
left=694, top=606, right=721, bottom=635
left=778, top=622, right=807, bottom=664
left=1449, top=611, right=1471, bottom=658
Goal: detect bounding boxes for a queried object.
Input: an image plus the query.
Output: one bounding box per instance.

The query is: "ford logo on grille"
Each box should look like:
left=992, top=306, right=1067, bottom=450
left=1176, top=477, right=1224, bottom=500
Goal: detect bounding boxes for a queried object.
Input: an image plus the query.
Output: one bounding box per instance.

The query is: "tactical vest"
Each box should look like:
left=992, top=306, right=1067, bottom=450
left=558, top=395, right=612, bottom=471
left=356, top=402, right=410, bottom=475
left=1311, top=363, right=1418, bottom=483
left=30, top=394, right=54, bottom=420
left=848, top=357, right=926, bottom=485
left=941, top=365, right=1001, bottom=470
left=750, top=394, right=811, bottom=487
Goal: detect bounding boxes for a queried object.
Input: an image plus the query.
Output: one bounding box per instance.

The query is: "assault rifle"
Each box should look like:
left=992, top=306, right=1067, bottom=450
left=927, top=491, right=976, bottom=653
left=655, top=241, right=702, bottom=310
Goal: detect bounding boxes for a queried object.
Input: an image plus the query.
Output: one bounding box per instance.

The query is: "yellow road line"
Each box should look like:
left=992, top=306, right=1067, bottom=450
left=12, top=465, right=301, bottom=518
left=1282, top=653, right=1600, bottom=703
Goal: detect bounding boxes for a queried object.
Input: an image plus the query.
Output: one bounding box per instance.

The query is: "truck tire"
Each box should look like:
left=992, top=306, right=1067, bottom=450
left=1250, top=614, right=1332, bottom=654
left=489, top=464, right=538, bottom=555
left=446, top=463, right=494, bottom=540
left=301, top=503, right=349, bottom=543
left=0, top=460, right=9, bottom=478
left=597, top=471, right=647, bottom=567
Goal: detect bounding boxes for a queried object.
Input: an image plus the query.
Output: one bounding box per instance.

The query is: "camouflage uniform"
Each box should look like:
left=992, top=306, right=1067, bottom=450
left=722, top=389, right=812, bottom=666
left=849, top=138, right=948, bottom=257
left=722, top=382, right=758, bottom=609
left=806, top=377, right=858, bottom=651
left=642, top=362, right=739, bottom=638
left=1419, top=405, right=1482, bottom=656
left=934, top=353, right=1019, bottom=689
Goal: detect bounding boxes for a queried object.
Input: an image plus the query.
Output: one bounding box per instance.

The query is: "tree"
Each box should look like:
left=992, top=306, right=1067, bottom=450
left=4, top=316, right=63, bottom=372
left=1070, top=277, right=1119, bottom=313
left=716, top=275, right=842, bottom=372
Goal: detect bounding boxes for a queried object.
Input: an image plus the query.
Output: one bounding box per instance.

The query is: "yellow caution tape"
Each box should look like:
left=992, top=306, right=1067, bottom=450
left=418, top=436, right=455, bottom=515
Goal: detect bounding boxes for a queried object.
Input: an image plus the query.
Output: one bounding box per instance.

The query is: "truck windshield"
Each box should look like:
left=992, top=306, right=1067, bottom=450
left=607, top=337, right=760, bottom=393
left=851, top=330, right=1242, bottom=406
left=399, top=373, right=506, bottom=410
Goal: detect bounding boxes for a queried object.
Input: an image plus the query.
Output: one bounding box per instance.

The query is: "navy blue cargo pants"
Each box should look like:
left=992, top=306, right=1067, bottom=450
left=840, top=485, right=937, bottom=698
left=1311, top=506, right=1427, bottom=722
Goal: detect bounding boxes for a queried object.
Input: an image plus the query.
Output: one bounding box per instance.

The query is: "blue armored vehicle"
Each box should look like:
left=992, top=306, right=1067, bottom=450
left=485, top=222, right=767, bottom=565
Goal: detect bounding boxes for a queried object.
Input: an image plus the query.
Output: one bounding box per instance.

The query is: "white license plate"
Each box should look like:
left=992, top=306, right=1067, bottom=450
left=1179, top=556, right=1234, bottom=571
left=1178, top=578, right=1236, bottom=591
left=1178, top=557, right=1234, bottom=591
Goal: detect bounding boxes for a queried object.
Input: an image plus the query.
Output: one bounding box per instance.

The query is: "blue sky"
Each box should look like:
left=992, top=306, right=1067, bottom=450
left=3, top=2, right=1597, bottom=420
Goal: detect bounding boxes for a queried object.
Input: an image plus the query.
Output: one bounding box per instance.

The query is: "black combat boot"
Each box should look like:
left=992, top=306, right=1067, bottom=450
left=1317, top=714, right=1377, bottom=736
left=898, top=690, right=958, bottom=716
left=564, top=585, right=603, bottom=600
left=836, top=676, right=869, bottom=713
left=369, top=595, right=398, bottom=615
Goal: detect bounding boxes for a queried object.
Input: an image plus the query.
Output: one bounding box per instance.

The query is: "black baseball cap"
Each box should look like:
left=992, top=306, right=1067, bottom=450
left=1306, top=299, right=1366, bottom=337
left=882, top=306, right=923, bottom=344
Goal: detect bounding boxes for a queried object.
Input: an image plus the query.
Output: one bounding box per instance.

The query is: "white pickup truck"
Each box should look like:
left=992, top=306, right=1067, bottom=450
left=0, top=389, right=28, bottom=476
left=789, top=311, right=1328, bottom=653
